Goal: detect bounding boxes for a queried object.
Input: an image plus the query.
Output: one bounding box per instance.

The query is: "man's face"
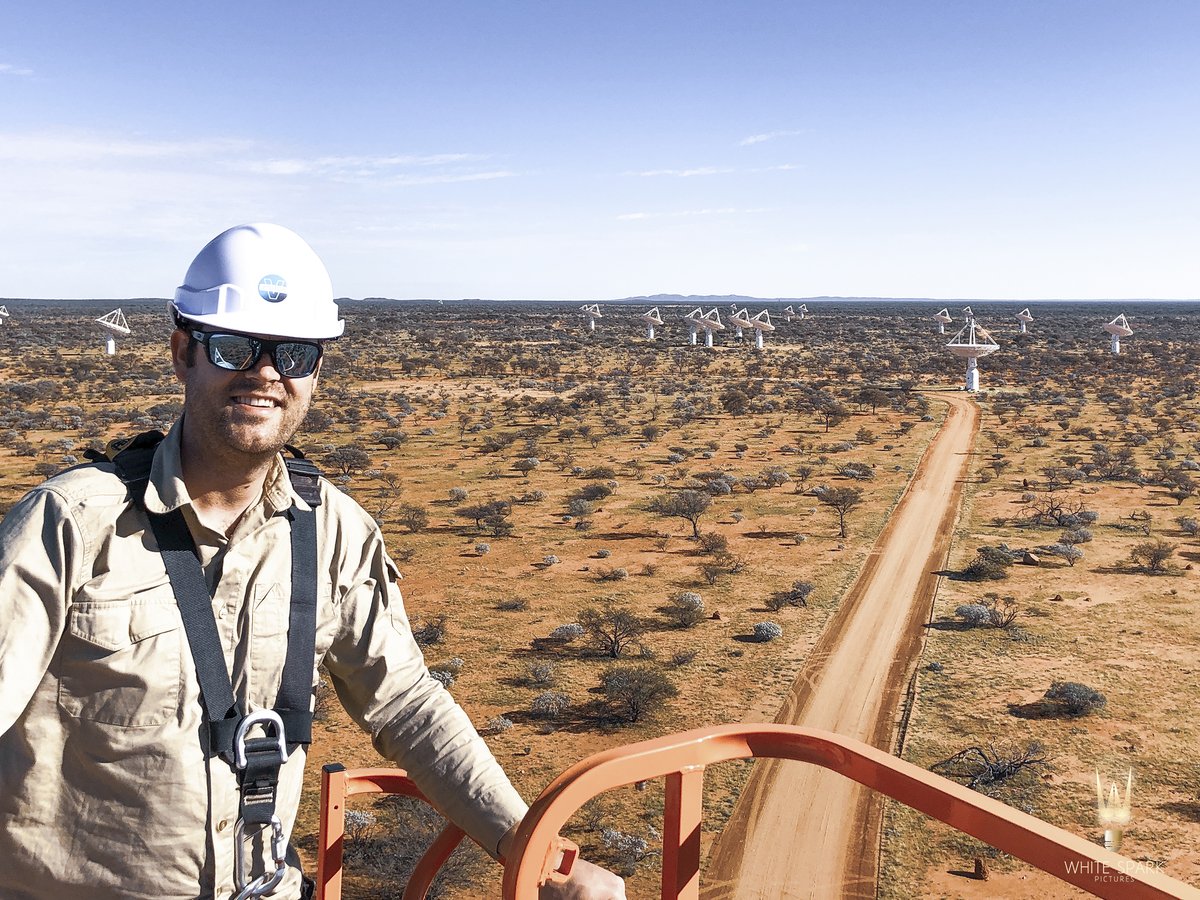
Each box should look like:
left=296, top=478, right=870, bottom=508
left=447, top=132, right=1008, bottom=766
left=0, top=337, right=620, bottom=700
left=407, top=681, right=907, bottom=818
left=170, top=327, right=321, bottom=460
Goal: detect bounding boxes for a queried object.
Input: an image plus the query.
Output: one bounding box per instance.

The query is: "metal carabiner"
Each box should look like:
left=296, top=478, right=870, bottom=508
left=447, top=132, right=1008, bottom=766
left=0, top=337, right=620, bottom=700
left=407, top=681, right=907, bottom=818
left=232, top=814, right=288, bottom=899
left=234, top=708, right=288, bottom=770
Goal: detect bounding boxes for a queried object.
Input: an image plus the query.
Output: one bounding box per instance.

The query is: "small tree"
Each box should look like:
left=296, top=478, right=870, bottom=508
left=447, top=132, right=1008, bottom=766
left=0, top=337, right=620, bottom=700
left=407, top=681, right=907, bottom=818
left=813, top=485, right=863, bottom=538
left=578, top=604, right=646, bottom=658
left=1130, top=538, right=1176, bottom=574
left=1044, top=542, right=1083, bottom=567
left=600, top=665, right=678, bottom=723
left=648, top=489, right=712, bottom=538
left=752, top=621, right=783, bottom=642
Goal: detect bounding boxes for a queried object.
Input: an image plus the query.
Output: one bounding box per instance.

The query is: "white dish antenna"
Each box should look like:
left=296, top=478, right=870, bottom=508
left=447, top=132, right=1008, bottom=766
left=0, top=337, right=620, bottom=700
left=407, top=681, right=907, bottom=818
left=961, top=305, right=974, bottom=319
left=933, top=307, right=953, bottom=334
left=730, top=307, right=752, bottom=338
left=96, top=308, right=131, bottom=335
left=0, top=305, right=9, bottom=319
left=642, top=306, right=663, bottom=339
left=1104, top=313, right=1133, bottom=353
left=946, top=319, right=1000, bottom=392
left=1015, top=307, right=1033, bottom=334
left=580, top=303, right=603, bottom=332
left=95, top=307, right=130, bottom=356
left=694, top=308, right=725, bottom=347
left=748, top=310, right=775, bottom=349
left=782, top=304, right=795, bottom=322
left=798, top=303, right=808, bottom=318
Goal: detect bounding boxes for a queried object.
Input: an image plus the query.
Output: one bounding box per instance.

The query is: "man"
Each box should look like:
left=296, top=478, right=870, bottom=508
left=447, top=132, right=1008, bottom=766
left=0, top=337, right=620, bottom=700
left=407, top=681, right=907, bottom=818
left=0, top=224, right=624, bottom=899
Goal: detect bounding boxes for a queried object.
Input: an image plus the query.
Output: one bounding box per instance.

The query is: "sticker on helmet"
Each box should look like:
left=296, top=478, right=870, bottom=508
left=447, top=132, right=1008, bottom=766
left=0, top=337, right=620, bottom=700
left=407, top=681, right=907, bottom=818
left=258, top=275, right=288, bottom=302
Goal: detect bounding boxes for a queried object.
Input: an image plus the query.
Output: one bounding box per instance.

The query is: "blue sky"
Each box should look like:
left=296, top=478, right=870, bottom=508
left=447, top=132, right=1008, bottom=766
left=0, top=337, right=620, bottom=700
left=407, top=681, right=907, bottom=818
left=2, top=1, right=1198, bottom=300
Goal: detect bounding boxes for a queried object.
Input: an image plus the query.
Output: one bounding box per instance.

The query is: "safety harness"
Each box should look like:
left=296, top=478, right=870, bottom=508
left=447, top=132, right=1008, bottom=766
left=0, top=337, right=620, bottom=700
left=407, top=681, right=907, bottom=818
left=86, top=431, right=322, bottom=899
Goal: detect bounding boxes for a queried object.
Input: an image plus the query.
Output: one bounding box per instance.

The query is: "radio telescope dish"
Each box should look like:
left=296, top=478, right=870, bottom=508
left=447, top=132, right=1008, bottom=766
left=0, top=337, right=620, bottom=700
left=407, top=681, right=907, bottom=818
left=580, top=303, right=603, bottom=332
left=695, top=308, right=725, bottom=348
left=1015, top=308, right=1033, bottom=333
left=747, top=310, right=775, bottom=350
left=946, top=318, right=1000, bottom=392
left=95, top=307, right=130, bottom=355
left=0, top=305, right=9, bottom=325
left=730, top=307, right=752, bottom=339
left=641, top=307, right=664, bottom=340
left=933, top=308, right=953, bottom=334
left=961, top=306, right=974, bottom=319
left=1103, top=313, right=1133, bottom=353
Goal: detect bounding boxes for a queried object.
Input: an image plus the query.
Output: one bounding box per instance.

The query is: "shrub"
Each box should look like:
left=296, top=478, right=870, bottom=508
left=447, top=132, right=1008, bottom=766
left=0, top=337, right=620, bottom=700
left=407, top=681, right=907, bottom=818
left=955, top=604, right=991, bottom=626
left=496, top=597, right=529, bottom=612
left=1044, top=681, right=1106, bottom=716
left=483, top=715, right=514, bottom=734
left=960, top=546, right=1015, bottom=581
left=753, top=621, right=783, bottom=642
left=1176, top=515, right=1200, bottom=537
left=955, top=593, right=1019, bottom=628
left=448, top=487, right=469, bottom=504
left=667, top=591, right=705, bottom=628
left=579, top=605, right=644, bottom=657
left=596, top=567, right=629, bottom=582
left=396, top=503, right=430, bottom=533
left=596, top=548, right=612, bottom=559
left=697, top=532, right=729, bottom=555
left=526, top=662, right=557, bottom=686
left=671, top=649, right=699, bottom=667
left=766, top=580, right=814, bottom=610
left=1130, top=538, right=1176, bottom=573
left=542, top=555, right=561, bottom=566
left=549, top=623, right=585, bottom=642
left=530, top=691, right=571, bottom=718
left=413, top=616, right=447, bottom=647
left=599, top=826, right=652, bottom=877
left=428, top=669, right=455, bottom=687
left=1061, top=526, right=1093, bottom=545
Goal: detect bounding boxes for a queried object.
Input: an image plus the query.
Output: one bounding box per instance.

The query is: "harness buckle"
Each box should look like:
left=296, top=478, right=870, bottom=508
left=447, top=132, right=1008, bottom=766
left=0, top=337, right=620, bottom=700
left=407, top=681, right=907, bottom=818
left=234, top=708, right=288, bottom=769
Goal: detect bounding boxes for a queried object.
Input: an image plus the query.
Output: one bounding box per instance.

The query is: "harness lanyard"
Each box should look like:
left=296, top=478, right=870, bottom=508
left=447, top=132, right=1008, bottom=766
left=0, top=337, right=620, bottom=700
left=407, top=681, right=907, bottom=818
left=145, top=498, right=318, bottom=899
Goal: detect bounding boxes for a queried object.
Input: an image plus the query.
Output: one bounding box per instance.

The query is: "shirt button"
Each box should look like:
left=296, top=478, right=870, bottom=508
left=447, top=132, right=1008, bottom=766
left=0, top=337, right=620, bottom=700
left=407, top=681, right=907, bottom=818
left=218, top=607, right=227, bottom=619
left=217, top=819, right=229, bottom=832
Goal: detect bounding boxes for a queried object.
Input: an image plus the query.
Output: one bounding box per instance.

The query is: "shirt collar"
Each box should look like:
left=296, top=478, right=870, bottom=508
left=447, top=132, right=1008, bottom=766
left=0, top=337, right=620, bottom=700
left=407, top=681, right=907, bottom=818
left=142, top=419, right=307, bottom=516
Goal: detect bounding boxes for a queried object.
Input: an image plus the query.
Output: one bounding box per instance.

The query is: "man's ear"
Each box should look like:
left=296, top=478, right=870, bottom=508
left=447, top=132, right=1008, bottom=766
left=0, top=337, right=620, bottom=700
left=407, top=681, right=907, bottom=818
left=169, top=330, right=190, bottom=383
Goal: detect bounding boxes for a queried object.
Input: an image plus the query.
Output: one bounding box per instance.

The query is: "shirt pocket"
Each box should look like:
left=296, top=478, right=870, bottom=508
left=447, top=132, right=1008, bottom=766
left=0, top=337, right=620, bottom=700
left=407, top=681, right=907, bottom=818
left=58, top=585, right=183, bottom=727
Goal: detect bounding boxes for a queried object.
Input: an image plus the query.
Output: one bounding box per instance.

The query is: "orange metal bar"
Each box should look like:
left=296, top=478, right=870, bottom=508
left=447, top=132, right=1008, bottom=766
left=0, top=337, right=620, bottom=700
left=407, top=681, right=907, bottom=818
left=316, top=763, right=467, bottom=900
left=501, top=725, right=1200, bottom=900
left=661, top=765, right=705, bottom=900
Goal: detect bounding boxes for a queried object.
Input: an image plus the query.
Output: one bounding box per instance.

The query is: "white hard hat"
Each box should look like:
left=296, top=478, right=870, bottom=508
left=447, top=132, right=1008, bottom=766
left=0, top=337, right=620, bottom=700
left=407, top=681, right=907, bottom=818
left=170, top=223, right=344, bottom=339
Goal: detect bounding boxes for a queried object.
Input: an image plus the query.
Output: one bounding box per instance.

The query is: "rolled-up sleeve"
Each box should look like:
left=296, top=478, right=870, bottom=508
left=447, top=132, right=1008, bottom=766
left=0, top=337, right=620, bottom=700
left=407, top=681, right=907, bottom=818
left=321, top=537, right=527, bottom=857
left=0, top=489, right=76, bottom=736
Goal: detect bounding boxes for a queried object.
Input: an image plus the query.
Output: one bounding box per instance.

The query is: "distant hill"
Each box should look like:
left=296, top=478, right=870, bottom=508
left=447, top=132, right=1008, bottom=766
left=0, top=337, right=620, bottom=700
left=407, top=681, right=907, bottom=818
left=610, top=293, right=930, bottom=305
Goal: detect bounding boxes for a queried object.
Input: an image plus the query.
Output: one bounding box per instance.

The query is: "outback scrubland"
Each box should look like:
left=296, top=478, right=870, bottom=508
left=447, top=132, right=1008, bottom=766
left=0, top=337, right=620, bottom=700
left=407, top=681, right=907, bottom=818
left=0, top=299, right=1197, bottom=898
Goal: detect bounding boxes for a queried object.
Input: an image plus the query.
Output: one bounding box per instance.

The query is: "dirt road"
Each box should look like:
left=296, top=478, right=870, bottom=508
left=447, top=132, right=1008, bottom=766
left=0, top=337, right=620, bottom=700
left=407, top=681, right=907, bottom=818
left=702, top=392, right=979, bottom=899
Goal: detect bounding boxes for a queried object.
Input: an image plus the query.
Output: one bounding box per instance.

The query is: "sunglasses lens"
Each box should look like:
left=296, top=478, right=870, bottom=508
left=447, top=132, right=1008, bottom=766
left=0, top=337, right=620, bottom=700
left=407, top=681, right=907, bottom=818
left=206, top=333, right=258, bottom=371
left=274, top=342, right=321, bottom=378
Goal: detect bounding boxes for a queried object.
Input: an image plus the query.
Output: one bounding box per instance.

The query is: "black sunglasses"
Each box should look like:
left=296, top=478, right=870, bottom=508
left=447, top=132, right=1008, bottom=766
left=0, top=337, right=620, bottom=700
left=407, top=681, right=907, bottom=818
left=189, top=330, right=323, bottom=379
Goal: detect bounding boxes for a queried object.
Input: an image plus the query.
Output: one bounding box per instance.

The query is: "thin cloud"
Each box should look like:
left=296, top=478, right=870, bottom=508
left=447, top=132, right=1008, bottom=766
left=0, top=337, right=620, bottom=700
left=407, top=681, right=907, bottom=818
left=617, top=207, right=769, bottom=221
left=384, top=170, right=516, bottom=186
left=633, top=166, right=732, bottom=178
left=739, top=129, right=804, bottom=146
left=0, top=133, right=250, bottom=162
left=242, top=152, right=485, bottom=177
left=0, top=63, right=33, bottom=76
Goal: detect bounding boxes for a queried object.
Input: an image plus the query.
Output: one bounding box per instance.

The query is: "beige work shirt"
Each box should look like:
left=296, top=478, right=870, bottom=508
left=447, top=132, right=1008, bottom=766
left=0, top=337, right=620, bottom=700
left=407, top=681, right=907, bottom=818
left=0, top=423, right=527, bottom=900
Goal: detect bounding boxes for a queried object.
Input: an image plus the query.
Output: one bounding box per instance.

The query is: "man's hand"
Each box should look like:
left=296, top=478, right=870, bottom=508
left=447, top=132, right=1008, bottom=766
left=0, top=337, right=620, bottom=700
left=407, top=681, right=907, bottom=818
left=538, top=857, right=626, bottom=899
left=497, top=823, right=626, bottom=898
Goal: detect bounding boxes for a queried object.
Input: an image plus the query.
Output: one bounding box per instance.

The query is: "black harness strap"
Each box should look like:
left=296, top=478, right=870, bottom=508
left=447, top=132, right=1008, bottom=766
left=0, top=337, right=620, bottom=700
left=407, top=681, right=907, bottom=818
left=97, top=431, right=322, bottom=762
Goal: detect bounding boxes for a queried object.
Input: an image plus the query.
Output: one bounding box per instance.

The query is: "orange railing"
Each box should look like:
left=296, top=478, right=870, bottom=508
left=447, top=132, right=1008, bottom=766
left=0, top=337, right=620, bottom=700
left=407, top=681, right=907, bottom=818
left=317, top=724, right=1200, bottom=900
